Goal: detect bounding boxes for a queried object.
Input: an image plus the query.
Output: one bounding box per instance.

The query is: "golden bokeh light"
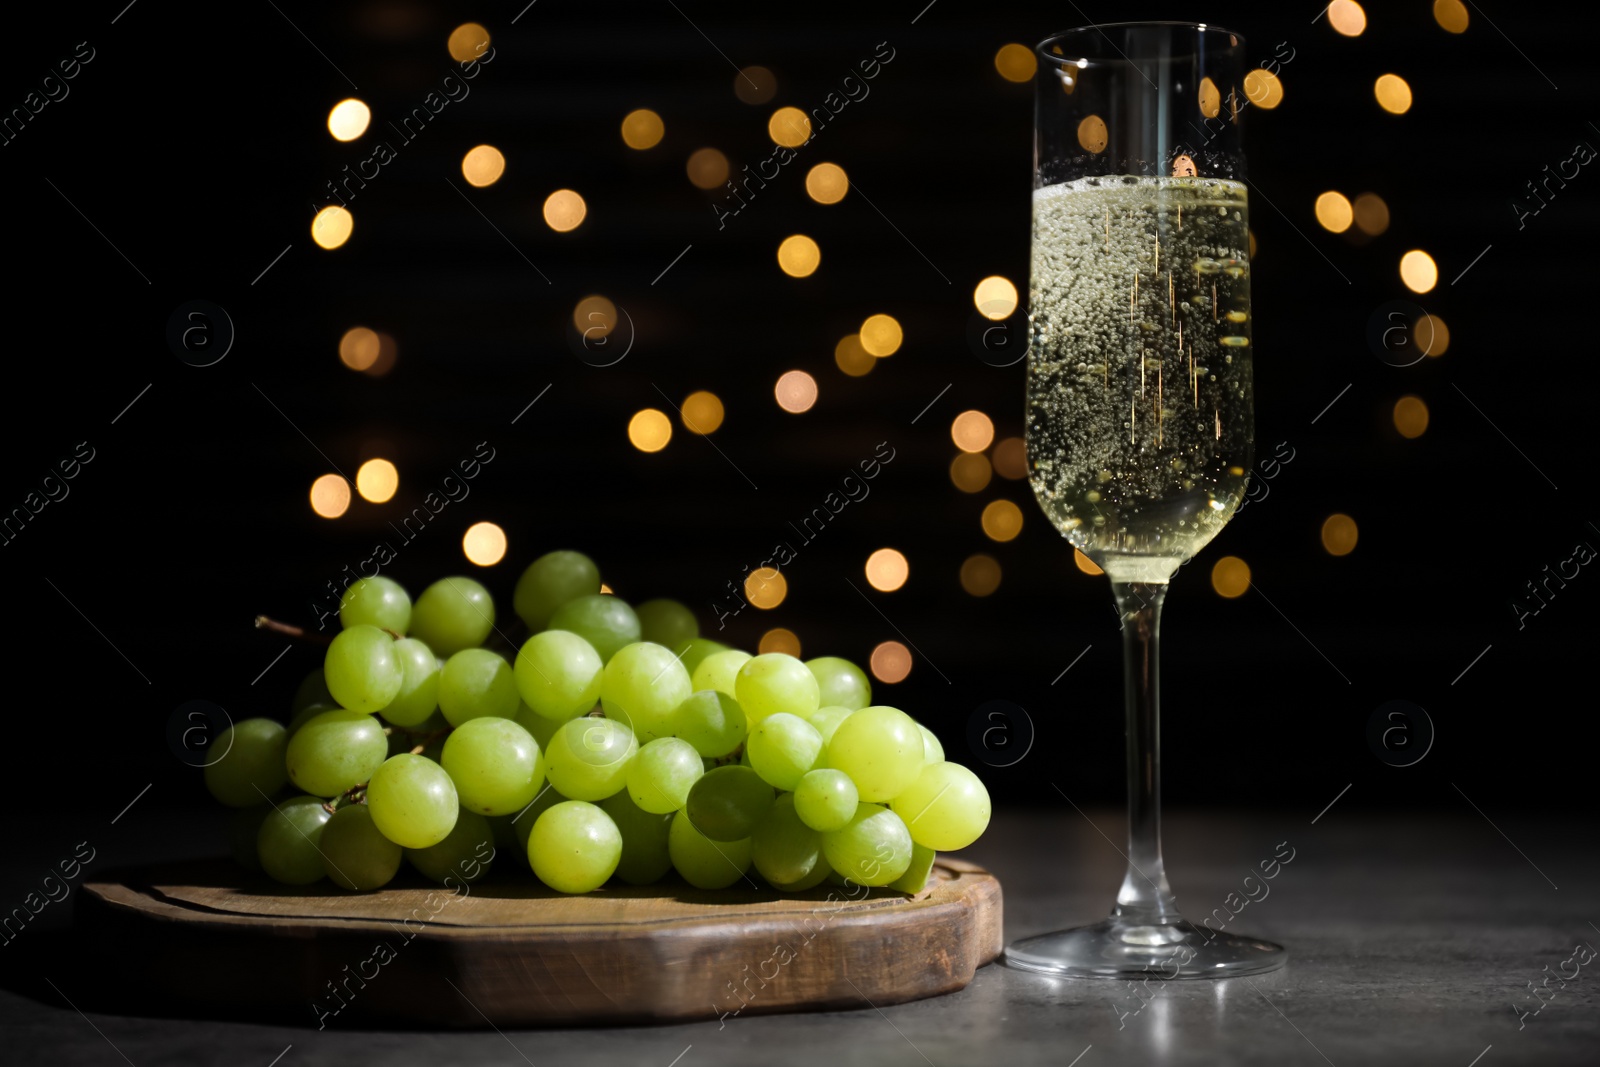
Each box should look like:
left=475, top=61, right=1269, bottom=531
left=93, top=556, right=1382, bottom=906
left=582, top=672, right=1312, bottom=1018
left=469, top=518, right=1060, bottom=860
left=777, top=234, right=822, bottom=277
left=339, top=327, right=380, bottom=371
left=981, top=500, right=1024, bottom=542
left=1416, top=313, right=1450, bottom=357
left=869, top=641, right=912, bottom=684
left=834, top=334, right=875, bottom=377
left=681, top=390, right=725, bottom=435
left=774, top=370, right=818, bottom=414
left=1433, top=0, right=1469, bottom=33
left=994, top=43, right=1037, bottom=83
left=627, top=409, right=672, bottom=453
left=1314, top=191, right=1353, bottom=233
left=1353, top=192, right=1390, bottom=235
left=446, top=23, right=490, bottom=63
left=1074, top=548, right=1104, bottom=576
left=951, top=410, right=995, bottom=453
left=311, top=206, right=353, bottom=250
left=367, top=333, right=398, bottom=377
left=620, top=109, right=664, bottom=150
left=865, top=549, right=910, bottom=593
left=327, top=98, right=370, bottom=141
left=1199, top=77, right=1221, bottom=118
left=573, top=295, right=617, bottom=338
left=543, top=189, right=587, bottom=232
left=805, top=163, right=849, bottom=204
left=768, top=107, right=812, bottom=148
left=745, top=567, right=787, bottom=609
left=1375, top=74, right=1412, bottom=114
left=859, top=314, right=903, bottom=357
left=959, top=554, right=1002, bottom=597
left=949, top=452, right=992, bottom=494
left=1328, top=0, right=1367, bottom=36
left=758, top=628, right=801, bottom=657
left=462, top=521, right=508, bottom=567
left=1211, top=556, right=1250, bottom=598
left=1250, top=230, right=1258, bottom=258
left=310, top=474, right=352, bottom=519
left=992, top=437, right=1028, bottom=480
left=1400, top=249, right=1438, bottom=293
left=686, top=148, right=730, bottom=190
left=1243, top=69, right=1284, bottom=109
left=973, top=275, right=1019, bottom=320
left=1393, top=396, right=1430, bottom=439
left=356, top=458, right=399, bottom=504
left=1077, top=114, right=1108, bottom=153
left=735, top=66, right=777, bottom=104
left=461, top=145, right=506, bottom=187
left=1321, top=514, right=1359, bottom=556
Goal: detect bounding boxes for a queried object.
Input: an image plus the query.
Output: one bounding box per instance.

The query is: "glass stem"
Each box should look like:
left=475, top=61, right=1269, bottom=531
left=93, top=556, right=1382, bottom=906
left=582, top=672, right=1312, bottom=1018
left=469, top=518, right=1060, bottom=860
left=1110, top=581, right=1179, bottom=925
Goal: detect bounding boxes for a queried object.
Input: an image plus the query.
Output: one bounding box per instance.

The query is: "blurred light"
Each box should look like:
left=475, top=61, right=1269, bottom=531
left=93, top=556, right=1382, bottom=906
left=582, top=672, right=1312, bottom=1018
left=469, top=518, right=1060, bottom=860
left=994, top=43, right=1037, bottom=83
left=1077, top=114, right=1108, bottom=153
left=1416, top=313, right=1450, bottom=357
left=599, top=583, right=614, bottom=595
left=951, top=410, right=995, bottom=453
left=681, top=390, right=725, bottom=435
left=1211, top=556, right=1250, bottom=597
left=805, top=163, right=849, bottom=204
left=1243, top=69, right=1284, bottom=109
left=869, top=641, right=912, bottom=684
left=1321, top=514, right=1359, bottom=556
left=628, top=409, right=672, bottom=453
left=745, top=567, right=787, bottom=609
left=865, top=549, right=909, bottom=592
left=327, top=99, right=370, bottom=141
left=775, top=370, right=818, bottom=413
left=686, top=148, right=730, bottom=190
left=367, top=333, right=398, bottom=377
left=1400, top=250, right=1437, bottom=293
left=1393, top=395, right=1430, bottom=438
left=447, top=23, right=490, bottom=63
left=311, top=206, right=353, bottom=249
left=768, top=107, right=811, bottom=148
left=859, top=314, right=903, bottom=356
left=777, top=234, right=821, bottom=277
left=1314, top=191, right=1353, bottom=233
left=950, top=452, right=992, bottom=493
left=759, top=628, right=801, bottom=657
left=992, top=437, right=1028, bottom=479
left=834, top=334, right=875, bottom=377
left=1249, top=230, right=1257, bottom=258
left=543, top=189, right=587, bottom=232
left=1434, top=0, right=1469, bottom=33
left=959, top=554, right=1002, bottom=597
left=1353, top=192, right=1390, bottom=235
left=982, top=500, right=1024, bottom=542
left=461, top=145, right=505, bottom=187
left=735, top=66, right=777, bottom=104
left=573, top=295, right=617, bottom=338
left=463, top=522, right=507, bottom=566
left=620, top=109, right=664, bottom=150
left=974, top=275, right=1019, bottom=320
left=1074, top=548, right=1104, bottom=576
left=339, top=327, right=380, bottom=370
left=310, top=474, right=351, bottom=519
left=1375, top=74, right=1412, bottom=114
left=356, top=459, right=399, bottom=503
left=1328, top=0, right=1367, bottom=36
left=1198, top=76, right=1221, bottom=118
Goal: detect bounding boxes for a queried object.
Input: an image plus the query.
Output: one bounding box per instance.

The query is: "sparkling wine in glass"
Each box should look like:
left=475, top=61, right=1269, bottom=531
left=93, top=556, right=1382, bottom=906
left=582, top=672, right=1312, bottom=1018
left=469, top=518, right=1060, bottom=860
left=1004, top=22, right=1286, bottom=979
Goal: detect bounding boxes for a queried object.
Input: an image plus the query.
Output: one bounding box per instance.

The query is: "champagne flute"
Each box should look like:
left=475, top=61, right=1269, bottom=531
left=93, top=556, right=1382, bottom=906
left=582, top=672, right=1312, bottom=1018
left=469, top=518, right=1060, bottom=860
left=1004, top=22, right=1286, bottom=979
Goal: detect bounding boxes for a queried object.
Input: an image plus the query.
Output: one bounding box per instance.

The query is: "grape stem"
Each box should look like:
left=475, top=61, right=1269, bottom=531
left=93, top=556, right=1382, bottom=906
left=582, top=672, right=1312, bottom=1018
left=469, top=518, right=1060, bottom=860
left=254, top=616, right=402, bottom=643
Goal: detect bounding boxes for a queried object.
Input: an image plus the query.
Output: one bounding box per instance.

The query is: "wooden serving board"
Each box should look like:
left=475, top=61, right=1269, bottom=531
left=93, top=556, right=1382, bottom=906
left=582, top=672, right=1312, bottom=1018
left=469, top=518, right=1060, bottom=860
left=78, top=858, right=1002, bottom=1028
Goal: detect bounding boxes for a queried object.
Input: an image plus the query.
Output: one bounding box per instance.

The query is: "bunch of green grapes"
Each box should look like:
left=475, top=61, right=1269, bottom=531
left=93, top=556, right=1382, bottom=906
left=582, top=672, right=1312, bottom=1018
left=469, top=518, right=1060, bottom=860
left=208, top=550, right=991, bottom=897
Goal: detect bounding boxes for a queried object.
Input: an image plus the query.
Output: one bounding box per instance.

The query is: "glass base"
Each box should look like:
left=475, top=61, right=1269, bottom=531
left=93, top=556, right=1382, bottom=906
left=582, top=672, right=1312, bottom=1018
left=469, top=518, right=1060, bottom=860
left=1004, top=918, right=1286, bottom=979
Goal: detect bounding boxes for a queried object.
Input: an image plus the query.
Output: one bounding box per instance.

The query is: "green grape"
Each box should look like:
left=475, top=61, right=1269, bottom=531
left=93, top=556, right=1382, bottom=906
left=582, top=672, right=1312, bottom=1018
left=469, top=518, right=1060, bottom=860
left=284, top=709, right=388, bottom=798
left=256, top=795, right=332, bottom=885
left=288, top=701, right=338, bottom=737
left=793, top=768, right=858, bottom=833
left=324, top=625, right=404, bottom=713
left=806, top=705, right=855, bottom=746
left=513, top=550, right=601, bottom=630
left=668, top=809, right=752, bottom=890
left=751, top=795, right=829, bottom=891
left=824, top=705, right=923, bottom=803
left=626, top=737, right=703, bottom=814
left=440, top=716, right=545, bottom=815
left=507, top=783, right=568, bottom=856
left=679, top=637, right=730, bottom=676
left=685, top=765, right=774, bottom=841
left=291, top=668, right=333, bottom=715
left=889, top=842, right=937, bottom=894
left=366, top=754, right=459, bottom=848
left=204, top=718, right=289, bottom=807
left=889, top=762, right=991, bottom=851
left=543, top=717, right=637, bottom=801
left=514, top=701, right=563, bottom=751
left=821, top=803, right=912, bottom=887
left=672, top=689, right=747, bottom=758
left=746, top=712, right=823, bottom=791
left=547, top=594, right=640, bottom=664
left=339, top=576, right=412, bottom=634
left=634, top=598, right=698, bottom=656
left=437, top=648, right=519, bottom=726
left=379, top=638, right=442, bottom=727
left=918, top=724, right=945, bottom=765
left=805, top=656, right=872, bottom=711
left=599, top=641, right=692, bottom=741
left=227, top=804, right=272, bottom=871
left=529, top=800, right=622, bottom=893
left=735, top=653, right=820, bottom=723
left=410, top=576, right=495, bottom=657
left=407, top=808, right=495, bottom=885
left=320, top=804, right=403, bottom=890
left=690, top=649, right=751, bottom=697
left=514, top=630, right=603, bottom=720
left=600, top=790, right=675, bottom=885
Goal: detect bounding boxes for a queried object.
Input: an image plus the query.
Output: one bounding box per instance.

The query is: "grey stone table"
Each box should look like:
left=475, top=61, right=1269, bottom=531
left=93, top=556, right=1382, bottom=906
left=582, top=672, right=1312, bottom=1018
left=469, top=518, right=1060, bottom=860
left=5, top=804, right=1596, bottom=1066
